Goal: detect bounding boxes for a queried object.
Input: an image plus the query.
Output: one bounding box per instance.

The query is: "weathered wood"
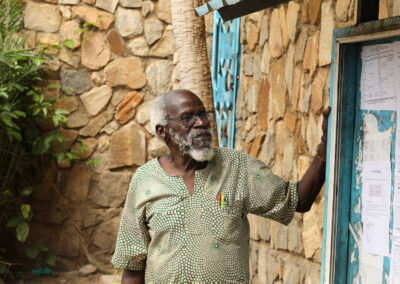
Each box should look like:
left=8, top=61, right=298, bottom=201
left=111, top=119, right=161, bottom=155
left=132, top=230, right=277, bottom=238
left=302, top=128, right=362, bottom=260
left=218, top=0, right=288, bottom=21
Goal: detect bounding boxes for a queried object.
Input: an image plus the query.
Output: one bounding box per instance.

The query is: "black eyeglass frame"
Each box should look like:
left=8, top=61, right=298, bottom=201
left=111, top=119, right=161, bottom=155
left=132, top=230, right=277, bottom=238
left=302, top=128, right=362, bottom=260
left=166, top=110, right=214, bottom=128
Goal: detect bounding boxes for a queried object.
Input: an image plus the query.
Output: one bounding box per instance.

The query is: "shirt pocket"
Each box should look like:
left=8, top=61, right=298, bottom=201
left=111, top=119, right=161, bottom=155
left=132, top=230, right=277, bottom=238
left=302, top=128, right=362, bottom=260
left=201, top=200, right=243, bottom=244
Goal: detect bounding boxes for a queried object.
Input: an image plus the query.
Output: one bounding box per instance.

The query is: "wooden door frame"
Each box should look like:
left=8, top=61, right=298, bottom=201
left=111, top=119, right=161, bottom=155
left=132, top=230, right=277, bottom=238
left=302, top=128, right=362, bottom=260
left=321, top=16, right=400, bottom=284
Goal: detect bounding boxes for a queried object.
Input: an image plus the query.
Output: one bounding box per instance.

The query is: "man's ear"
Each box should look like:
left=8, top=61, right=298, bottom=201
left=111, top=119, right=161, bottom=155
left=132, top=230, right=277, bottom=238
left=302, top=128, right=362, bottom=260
left=156, top=125, right=166, bottom=139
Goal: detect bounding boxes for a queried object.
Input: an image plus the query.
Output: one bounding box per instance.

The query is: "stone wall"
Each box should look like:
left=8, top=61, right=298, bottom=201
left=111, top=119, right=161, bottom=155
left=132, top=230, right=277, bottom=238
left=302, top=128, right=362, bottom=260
left=235, top=0, right=400, bottom=283
left=25, top=0, right=176, bottom=269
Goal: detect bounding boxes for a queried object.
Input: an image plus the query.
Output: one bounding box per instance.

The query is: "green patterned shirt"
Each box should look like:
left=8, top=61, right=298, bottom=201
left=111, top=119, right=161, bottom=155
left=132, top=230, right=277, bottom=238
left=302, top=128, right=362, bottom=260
left=112, top=147, right=298, bottom=283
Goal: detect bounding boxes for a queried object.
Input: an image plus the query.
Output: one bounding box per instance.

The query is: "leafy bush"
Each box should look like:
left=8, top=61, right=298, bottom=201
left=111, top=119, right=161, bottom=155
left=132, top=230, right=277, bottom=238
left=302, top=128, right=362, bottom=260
left=0, top=0, right=75, bottom=280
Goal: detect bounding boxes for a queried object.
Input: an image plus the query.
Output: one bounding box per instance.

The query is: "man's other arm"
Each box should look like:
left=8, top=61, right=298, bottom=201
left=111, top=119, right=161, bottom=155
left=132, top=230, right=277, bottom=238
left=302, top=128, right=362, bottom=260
left=121, top=269, right=145, bottom=284
left=296, top=107, right=330, bottom=212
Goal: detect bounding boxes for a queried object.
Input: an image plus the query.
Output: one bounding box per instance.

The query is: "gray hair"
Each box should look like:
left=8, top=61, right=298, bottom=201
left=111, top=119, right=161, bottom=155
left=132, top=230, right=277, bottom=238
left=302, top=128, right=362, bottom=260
left=149, top=93, right=169, bottom=137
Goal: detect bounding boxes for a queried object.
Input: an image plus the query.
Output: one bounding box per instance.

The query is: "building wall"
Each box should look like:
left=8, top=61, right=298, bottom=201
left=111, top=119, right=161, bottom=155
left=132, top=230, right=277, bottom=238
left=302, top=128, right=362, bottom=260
left=24, top=0, right=400, bottom=280
left=24, top=0, right=177, bottom=269
left=234, top=0, right=400, bottom=283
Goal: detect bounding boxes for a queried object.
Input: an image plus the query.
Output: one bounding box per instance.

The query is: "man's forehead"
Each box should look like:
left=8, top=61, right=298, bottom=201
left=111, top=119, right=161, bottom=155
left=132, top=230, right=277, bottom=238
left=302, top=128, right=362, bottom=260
left=165, top=91, right=205, bottom=115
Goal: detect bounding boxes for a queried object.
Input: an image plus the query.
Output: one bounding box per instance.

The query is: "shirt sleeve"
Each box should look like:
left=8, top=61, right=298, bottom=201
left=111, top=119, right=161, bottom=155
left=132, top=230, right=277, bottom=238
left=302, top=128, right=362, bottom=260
left=111, top=173, right=149, bottom=270
left=244, top=153, right=298, bottom=225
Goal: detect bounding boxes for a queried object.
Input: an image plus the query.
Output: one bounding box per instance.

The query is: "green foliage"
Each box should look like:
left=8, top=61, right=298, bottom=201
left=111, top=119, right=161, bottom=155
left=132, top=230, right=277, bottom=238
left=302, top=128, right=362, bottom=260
left=0, top=0, right=74, bottom=279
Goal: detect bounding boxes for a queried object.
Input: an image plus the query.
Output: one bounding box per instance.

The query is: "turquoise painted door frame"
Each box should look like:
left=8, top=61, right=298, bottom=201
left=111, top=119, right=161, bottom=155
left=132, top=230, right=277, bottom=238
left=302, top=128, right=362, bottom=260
left=321, top=16, right=400, bottom=283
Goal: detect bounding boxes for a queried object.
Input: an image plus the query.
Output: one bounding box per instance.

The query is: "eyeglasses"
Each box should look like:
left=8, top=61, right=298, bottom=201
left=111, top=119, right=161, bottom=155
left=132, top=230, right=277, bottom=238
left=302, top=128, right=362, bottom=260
left=167, top=110, right=213, bottom=127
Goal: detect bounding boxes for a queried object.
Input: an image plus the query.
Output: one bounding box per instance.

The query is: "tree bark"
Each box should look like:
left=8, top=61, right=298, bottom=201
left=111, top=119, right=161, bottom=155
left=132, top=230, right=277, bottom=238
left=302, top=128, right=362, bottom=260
left=170, top=0, right=219, bottom=146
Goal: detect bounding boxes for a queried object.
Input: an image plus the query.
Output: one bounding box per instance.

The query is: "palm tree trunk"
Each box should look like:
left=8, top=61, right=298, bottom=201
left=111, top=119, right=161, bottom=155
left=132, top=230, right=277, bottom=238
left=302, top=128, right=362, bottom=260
left=170, top=0, right=219, bottom=146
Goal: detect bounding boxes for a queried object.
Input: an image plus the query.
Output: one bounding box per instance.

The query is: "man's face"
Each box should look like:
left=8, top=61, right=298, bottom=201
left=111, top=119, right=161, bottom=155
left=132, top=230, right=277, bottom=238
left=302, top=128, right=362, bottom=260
left=164, top=91, right=214, bottom=161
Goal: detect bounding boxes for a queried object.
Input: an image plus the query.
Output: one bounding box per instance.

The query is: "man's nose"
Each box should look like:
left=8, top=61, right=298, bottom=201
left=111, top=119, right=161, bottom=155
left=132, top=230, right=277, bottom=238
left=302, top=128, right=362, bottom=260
left=192, top=114, right=209, bottom=128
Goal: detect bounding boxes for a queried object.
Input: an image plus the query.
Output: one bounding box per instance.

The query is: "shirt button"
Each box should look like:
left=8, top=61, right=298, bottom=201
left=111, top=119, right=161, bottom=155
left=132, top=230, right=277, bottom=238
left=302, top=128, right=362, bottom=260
left=211, top=175, right=217, bottom=180
left=256, top=174, right=261, bottom=179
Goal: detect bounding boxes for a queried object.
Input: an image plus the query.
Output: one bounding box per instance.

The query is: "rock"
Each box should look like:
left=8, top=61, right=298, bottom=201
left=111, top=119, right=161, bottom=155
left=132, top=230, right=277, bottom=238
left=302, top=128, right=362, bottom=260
left=91, top=71, right=105, bottom=86
left=308, top=0, right=322, bottom=25
left=285, top=44, right=295, bottom=96
left=59, top=0, right=79, bottom=4
left=282, top=140, right=294, bottom=179
left=98, top=274, right=122, bottom=284
left=95, top=0, right=119, bottom=13
left=150, top=26, right=176, bottom=57
left=156, top=0, right=172, bottom=24
left=148, top=137, right=169, bottom=157
left=36, top=33, right=60, bottom=55
left=54, top=224, right=80, bottom=257
left=254, top=55, right=261, bottom=82
left=247, top=84, right=257, bottom=113
left=284, top=112, right=297, bottom=133
left=246, top=21, right=259, bottom=51
left=79, top=264, right=97, bottom=276
left=105, top=57, right=147, bottom=89
left=275, top=120, right=290, bottom=156
left=379, top=0, right=389, bottom=19
left=270, top=58, right=286, bottom=119
left=66, top=111, right=89, bottom=128
left=92, top=217, right=121, bottom=252
left=302, top=0, right=309, bottom=23
left=271, top=221, right=288, bottom=250
left=294, top=28, right=308, bottom=64
left=91, top=172, right=132, bottom=207
left=127, top=37, right=150, bottom=56
left=64, top=163, right=91, bottom=203
left=72, top=137, right=97, bottom=160
left=109, top=122, right=146, bottom=168
left=260, top=44, right=270, bottom=74
left=115, top=7, right=144, bottom=38
left=302, top=222, right=321, bottom=258
left=121, top=0, right=143, bottom=8
left=84, top=0, right=96, bottom=4
left=60, top=6, right=72, bottom=20
left=101, top=121, right=119, bottom=135
left=258, top=78, right=270, bottom=130
left=279, top=5, right=289, bottom=49
left=82, top=207, right=120, bottom=229
left=136, top=101, right=151, bottom=125
left=311, top=68, right=329, bottom=115
left=249, top=133, right=265, bottom=157
left=259, top=15, right=269, bottom=47
left=54, top=96, right=78, bottom=113
left=59, top=48, right=80, bottom=68
left=116, top=91, right=143, bottom=124
left=41, top=79, right=60, bottom=99
left=283, top=263, right=303, bottom=283
left=79, top=113, right=109, bottom=137
left=72, top=6, right=114, bottom=30
left=60, top=69, right=90, bottom=95
left=336, top=0, right=351, bottom=21
left=60, top=20, right=81, bottom=49
left=107, top=29, right=126, bottom=57
left=24, top=2, right=61, bottom=33
left=269, top=8, right=283, bottom=58
left=258, top=128, right=275, bottom=167
left=394, top=0, right=400, bottom=16
left=145, top=60, right=173, bottom=94
left=287, top=1, right=300, bottom=42
left=142, top=1, right=154, bottom=17
left=287, top=215, right=302, bottom=253
left=319, top=1, right=334, bottom=66
left=111, top=89, right=130, bottom=106
left=144, top=18, right=164, bottom=45
left=301, top=85, right=312, bottom=113
left=303, top=32, right=320, bottom=77
left=291, top=66, right=302, bottom=111
left=82, top=32, right=111, bottom=70
left=81, top=85, right=112, bottom=117
left=244, top=55, right=254, bottom=76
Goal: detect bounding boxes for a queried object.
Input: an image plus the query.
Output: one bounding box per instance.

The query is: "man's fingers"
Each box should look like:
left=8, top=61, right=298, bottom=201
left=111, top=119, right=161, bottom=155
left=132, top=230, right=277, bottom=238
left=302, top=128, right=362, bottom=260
left=322, top=106, right=331, bottom=118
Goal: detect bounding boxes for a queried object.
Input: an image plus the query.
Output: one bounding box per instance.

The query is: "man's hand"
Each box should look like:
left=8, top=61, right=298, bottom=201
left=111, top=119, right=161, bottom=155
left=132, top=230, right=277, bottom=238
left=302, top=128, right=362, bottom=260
left=296, top=107, right=331, bottom=212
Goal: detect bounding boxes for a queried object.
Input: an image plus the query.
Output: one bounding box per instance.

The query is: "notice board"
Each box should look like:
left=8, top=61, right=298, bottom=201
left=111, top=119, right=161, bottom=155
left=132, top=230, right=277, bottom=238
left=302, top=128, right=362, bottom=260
left=322, top=16, right=400, bottom=284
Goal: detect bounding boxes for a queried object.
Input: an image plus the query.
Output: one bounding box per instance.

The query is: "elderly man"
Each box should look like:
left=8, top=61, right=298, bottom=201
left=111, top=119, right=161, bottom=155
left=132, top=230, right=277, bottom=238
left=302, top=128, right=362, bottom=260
left=112, top=89, right=329, bottom=283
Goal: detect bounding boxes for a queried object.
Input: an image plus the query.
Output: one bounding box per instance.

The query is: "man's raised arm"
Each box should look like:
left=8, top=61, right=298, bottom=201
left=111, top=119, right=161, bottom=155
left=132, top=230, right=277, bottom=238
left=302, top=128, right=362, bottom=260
left=296, top=107, right=330, bottom=212
left=121, top=269, right=145, bottom=284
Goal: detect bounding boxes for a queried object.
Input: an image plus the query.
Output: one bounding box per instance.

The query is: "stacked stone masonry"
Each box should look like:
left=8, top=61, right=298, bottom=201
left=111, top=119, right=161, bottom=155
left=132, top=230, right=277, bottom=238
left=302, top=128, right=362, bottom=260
left=25, top=0, right=400, bottom=282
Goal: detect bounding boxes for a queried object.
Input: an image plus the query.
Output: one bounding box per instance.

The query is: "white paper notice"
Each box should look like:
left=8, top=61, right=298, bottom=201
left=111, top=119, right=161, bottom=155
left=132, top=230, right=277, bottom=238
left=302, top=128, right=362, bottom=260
left=363, top=114, right=392, bottom=162
left=362, top=161, right=391, bottom=256
left=390, top=237, right=400, bottom=284
left=394, top=176, right=400, bottom=237
left=360, top=44, right=398, bottom=111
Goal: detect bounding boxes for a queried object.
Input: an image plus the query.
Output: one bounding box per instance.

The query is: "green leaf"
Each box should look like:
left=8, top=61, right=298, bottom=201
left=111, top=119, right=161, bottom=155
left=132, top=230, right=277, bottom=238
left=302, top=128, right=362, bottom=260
left=63, top=39, right=75, bottom=49
left=25, top=245, right=39, bottom=259
left=45, top=254, right=56, bottom=266
left=37, top=240, right=49, bottom=252
left=47, top=83, right=61, bottom=89
left=22, top=186, right=34, bottom=197
left=20, top=204, right=31, bottom=220
left=16, top=222, right=29, bottom=243
left=0, top=263, right=6, bottom=274
left=6, top=216, right=20, bottom=228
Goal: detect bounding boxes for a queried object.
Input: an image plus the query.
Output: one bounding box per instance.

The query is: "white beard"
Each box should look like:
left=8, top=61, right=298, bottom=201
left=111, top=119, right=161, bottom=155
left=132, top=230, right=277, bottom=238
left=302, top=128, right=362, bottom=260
left=169, top=128, right=214, bottom=162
